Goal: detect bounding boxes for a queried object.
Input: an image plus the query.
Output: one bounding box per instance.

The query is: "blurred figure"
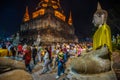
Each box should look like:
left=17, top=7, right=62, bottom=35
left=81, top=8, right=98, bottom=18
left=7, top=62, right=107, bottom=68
left=112, top=35, right=116, bottom=44
left=77, top=45, right=82, bottom=57
left=0, top=45, right=9, bottom=57
left=116, top=34, right=120, bottom=44
left=17, top=43, right=23, bottom=56
left=37, top=45, right=42, bottom=62
left=10, top=46, right=16, bottom=59
left=56, top=49, right=64, bottom=79
left=23, top=46, right=32, bottom=73
left=40, top=47, right=51, bottom=74
left=32, top=45, right=37, bottom=65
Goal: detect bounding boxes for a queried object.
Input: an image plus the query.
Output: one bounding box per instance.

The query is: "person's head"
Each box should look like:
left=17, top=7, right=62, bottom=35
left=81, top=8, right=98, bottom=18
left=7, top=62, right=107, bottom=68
left=117, top=34, right=119, bottom=36
left=2, top=45, right=6, bottom=49
left=32, top=44, right=35, bottom=47
left=18, top=42, right=22, bottom=45
left=27, top=46, right=31, bottom=52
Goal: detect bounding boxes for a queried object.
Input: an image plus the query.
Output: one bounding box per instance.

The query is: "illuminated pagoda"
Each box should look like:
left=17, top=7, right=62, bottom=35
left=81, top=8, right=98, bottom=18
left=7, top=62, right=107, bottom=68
left=20, top=0, right=78, bottom=44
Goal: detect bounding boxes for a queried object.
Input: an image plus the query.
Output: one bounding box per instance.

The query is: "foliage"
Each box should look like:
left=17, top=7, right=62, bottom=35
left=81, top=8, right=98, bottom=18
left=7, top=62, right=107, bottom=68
left=112, top=43, right=120, bottom=51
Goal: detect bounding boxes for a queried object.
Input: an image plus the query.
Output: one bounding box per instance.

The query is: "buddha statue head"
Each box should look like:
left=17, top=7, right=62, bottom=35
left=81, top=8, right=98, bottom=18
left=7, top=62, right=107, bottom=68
left=93, top=2, right=108, bottom=27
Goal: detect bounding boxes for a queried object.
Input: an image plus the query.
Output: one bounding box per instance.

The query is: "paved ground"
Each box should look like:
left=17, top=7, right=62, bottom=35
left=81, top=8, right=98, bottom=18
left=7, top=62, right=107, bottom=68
left=114, top=69, right=120, bottom=80
left=7, top=52, right=120, bottom=80
left=31, top=62, right=67, bottom=80
left=32, top=71, right=56, bottom=80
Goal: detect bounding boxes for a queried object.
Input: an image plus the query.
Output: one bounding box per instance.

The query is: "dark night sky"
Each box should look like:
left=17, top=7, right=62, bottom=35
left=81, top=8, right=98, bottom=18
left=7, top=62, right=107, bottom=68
left=0, top=0, right=119, bottom=39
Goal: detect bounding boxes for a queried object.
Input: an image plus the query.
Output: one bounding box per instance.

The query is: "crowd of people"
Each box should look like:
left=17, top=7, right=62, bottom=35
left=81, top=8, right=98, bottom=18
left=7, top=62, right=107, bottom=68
left=0, top=41, right=93, bottom=79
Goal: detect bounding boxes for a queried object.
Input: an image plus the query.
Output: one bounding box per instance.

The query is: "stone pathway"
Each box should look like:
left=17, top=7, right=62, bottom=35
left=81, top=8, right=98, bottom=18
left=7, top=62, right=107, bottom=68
left=114, top=69, right=120, bottom=80
left=32, top=65, right=67, bottom=80
left=32, top=71, right=68, bottom=80
left=32, top=71, right=56, bottom=80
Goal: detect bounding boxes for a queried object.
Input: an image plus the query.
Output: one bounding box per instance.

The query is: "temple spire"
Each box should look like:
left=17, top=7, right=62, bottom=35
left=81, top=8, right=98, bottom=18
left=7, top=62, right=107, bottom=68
left=68, top=11, right=72, bottom=25
left=33, top=0, right=66, bottom=21
left=37, top=0, right=61, bottom=10
left=23, top=6, right=30, bottom=22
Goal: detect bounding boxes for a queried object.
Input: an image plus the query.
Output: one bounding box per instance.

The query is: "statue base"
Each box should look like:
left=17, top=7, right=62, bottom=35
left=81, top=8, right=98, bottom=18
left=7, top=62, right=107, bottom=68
left=67, top=70, right=117, bottom=80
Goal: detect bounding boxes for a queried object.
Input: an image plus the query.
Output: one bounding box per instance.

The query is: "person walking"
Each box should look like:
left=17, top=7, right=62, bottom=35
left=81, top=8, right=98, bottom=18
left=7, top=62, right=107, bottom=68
left=32, top=45, right=37, bottom=65
left=40, top=48, right=51, bottom=74
left=23, top=46, right=32, bottom=73
left=56, top=49, right=65, bottom=79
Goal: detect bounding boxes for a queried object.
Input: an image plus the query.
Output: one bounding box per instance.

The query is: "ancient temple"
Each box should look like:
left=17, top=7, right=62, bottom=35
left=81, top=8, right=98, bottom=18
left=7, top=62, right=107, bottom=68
left=20, top=0, right=78, bottom=44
